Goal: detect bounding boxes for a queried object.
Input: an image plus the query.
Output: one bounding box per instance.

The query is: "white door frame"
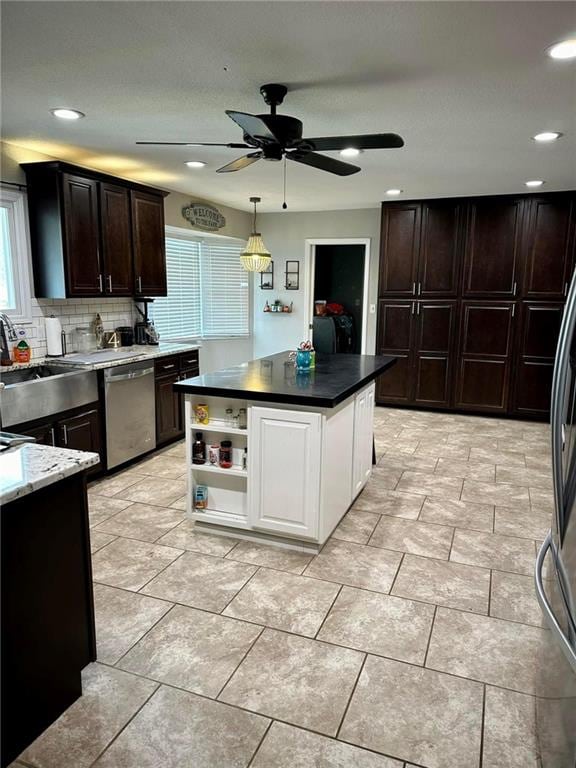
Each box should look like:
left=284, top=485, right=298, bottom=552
left=303, top=238, right=371, bottom=354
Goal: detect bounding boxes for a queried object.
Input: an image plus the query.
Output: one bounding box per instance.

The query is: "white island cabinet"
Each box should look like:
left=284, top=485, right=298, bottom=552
left=176, top=352, right=394, bottom=551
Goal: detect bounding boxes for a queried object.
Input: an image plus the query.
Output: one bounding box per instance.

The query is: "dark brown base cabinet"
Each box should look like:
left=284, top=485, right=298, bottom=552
left=155, top=351, right=200, bottom=446
left=376, top=191, right=575, bottom=418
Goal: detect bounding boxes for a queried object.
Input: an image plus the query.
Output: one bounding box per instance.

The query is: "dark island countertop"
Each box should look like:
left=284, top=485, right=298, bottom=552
left=174, top=351, right=396, bottom=408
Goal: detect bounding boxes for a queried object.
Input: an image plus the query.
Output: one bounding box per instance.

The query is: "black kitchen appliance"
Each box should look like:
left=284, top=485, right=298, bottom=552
left=134, top=299, right=159, bottom=346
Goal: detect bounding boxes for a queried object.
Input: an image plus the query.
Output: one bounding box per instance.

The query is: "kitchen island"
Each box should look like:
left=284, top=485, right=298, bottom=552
left=174, top=351, right=395, bottom=550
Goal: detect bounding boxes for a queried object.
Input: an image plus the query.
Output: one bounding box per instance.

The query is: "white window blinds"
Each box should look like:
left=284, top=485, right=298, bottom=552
left=152, top=232, right=250, bottom=341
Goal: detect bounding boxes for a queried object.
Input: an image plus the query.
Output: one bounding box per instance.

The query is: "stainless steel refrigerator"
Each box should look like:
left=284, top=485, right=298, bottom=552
left=535, top=272, right=576, bottom=766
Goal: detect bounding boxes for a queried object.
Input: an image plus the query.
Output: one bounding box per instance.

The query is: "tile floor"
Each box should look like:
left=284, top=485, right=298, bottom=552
left=13, top=406, right=553, bottom=768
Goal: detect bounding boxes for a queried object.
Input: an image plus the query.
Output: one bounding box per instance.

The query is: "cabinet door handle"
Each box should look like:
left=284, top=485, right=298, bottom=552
left=162, top=364, right=176, bottom=370
left=417, top=302, right=420, bottom=315
left=411, top=302, right=415, bottom=315
left=564, top=282, right=569, bottom=297
left=50, top=427, right=56, bottom=446
left=61, top=424, right=68, bottom=445
left=512, top=281, right=517, bottom=296
left=412, top=282, right=416, bottom=295
left=511, top=304, right=516, bottom=318
left=417, top=282, right=422, bottom=296
left=107, top=275, right=113, bottom=293
left=98, top=274, right=103, bottom=292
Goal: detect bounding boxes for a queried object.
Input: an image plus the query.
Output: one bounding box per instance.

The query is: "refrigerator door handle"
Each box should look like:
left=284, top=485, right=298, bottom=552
left=535, top=533, right=576, bottom=673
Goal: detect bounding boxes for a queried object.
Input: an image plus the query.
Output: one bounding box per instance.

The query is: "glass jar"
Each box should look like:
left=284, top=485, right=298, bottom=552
left=220, top=440, right=233, bottom=469
left=225, top=408, right=234, bottom=427
left=208, top=443, right=220, bottom=465
left=238, top=408, right=247, bottom=430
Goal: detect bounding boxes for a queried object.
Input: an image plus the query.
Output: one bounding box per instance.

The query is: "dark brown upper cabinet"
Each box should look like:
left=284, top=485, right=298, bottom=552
left=379, top=199, right=462, bottom=299
left=99, top=182, right=133, bottom=296
left=378, top=203, right=421, bottom=296
left=418, top=200, right=462, bottom=297
left=22, top=161, right=168, bottom=299
left=462, top=197, right=525, bottom=298
left=522, top=195, right=575, bottom=300
left=131, top=190, right=167, bottom=297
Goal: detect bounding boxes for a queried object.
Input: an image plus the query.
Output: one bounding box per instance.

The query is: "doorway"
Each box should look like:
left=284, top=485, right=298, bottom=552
left=304, top=238, right=370, bottom=354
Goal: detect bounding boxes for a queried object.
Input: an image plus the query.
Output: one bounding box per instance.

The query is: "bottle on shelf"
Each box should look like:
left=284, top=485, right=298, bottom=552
left=208, top=443, right=220, bottom=465
left=238, top=408, right=247, bottom=430
left=225, top=408, right=234, bottom=427
left=192, top=432, right=206, bottom=465
left=242, top=447, right=248, bottom=471
left=220, top=440, right=233, bottom=469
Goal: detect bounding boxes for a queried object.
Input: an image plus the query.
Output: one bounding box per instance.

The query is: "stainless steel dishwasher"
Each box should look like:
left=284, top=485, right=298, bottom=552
left=104, top=360, right=156, bottom=468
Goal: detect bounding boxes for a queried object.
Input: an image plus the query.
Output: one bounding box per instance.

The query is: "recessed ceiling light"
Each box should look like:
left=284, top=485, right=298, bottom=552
left=533, top=131, right=562, bottom=143
left=50, top=108, right=85, bottom=120
left=525, top=180, right=545, bottom=187
left=185, top=160, right=206, bottom=168
left=548, top=39, right=576, bottom=60
left=340, top=147, right=361, bottom=157
left=386, top=189, right=403, bottom=196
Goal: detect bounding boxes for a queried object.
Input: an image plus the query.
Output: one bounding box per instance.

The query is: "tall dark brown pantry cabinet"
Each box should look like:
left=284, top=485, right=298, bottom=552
left=376, top=192, right=576, bottom=418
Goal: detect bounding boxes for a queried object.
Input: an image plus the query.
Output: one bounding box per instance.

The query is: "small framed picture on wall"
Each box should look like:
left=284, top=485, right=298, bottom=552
left=260, top=260, right=274, bottom=289
left=285, top=260, right=299, bottom=290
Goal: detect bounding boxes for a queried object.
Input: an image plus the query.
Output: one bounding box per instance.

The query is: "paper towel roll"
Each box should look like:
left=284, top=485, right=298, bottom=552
left=45, top=315, right=63, bottom=356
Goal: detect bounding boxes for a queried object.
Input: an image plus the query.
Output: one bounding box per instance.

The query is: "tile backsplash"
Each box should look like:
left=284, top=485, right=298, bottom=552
left=19, top=297, right=136, bottom=359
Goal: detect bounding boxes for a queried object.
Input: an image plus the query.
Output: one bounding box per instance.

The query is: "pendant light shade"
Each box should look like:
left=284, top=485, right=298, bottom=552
left=241, top=197, right=271, bottom=272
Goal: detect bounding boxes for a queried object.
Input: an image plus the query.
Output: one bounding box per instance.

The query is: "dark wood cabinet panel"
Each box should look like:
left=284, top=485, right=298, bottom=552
left=413, top=302, right=457, bottom=407
left=61, top=174, right=102, bottom=296
left=131, top=190, right=167, bottom=297
left=375, top=300, right=415, bottom=403
left=57, top=408, right=102, bottom=473
left=376, top=354, right=413, bottom=403
left=518, top=302, right=563, bottom=359
left=513, top=361, right=554, bottom=416
left=455, top=358, right=510, bottom=411
left=378, top=203, right=420, bottom=296
left=418, top=200, right=462, bottom=297
left=414, top=357, right=451, bottom=406
left=19, top=422, right=56, bottom=446
left=155, top=373, right=182, bottom=445
left=522, top=196, right=575, bottom=299
left=100, top=183, right=133, bottom=296
left=460, top=303, right=514, bottom=357
left=463, top=197, right=524, bottom=298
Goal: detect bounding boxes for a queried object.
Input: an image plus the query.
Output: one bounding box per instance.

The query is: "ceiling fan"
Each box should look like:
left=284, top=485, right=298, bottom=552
left=136, top=83, right=404, bottom=176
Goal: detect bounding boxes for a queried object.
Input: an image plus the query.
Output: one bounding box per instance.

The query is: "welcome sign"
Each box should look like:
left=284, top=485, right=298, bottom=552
left=182, top=202, right=226, bottom=231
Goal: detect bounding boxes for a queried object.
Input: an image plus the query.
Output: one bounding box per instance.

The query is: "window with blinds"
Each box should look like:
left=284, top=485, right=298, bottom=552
left=152, top=232, right=250, bottom=340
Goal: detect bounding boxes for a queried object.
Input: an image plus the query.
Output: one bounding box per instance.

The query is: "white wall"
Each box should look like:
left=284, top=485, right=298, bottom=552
left=253, top=209, right=380, bottom=358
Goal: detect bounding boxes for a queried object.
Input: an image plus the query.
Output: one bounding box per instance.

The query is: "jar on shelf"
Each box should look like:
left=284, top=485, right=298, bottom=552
left=194, top=485, right=208, bottom=509
left=220, top=440, right=233, bottom=468
left=192, top=432, right=206, bottom=465
left=225, top=408, right=234, bottom=427
left=194, top=403, right=210, bottom=424
left=208, top=443, right=220, bottom=465
left=238, top=408, right=247, bottom=430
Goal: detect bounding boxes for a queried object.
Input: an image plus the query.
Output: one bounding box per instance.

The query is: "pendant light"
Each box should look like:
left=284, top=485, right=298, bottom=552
left=240, top=196, right=271, bottom=272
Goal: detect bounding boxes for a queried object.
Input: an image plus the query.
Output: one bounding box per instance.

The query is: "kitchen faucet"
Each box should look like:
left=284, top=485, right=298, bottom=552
left=0, top=313, right=18, bottom=365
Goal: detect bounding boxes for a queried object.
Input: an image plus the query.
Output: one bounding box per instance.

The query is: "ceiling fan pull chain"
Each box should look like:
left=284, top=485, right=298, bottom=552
left=282, top=156, right=288, bottom=210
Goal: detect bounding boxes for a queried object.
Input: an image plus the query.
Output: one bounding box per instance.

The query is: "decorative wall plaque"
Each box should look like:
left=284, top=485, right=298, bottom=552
left=182, top=202, right=226, bottom=230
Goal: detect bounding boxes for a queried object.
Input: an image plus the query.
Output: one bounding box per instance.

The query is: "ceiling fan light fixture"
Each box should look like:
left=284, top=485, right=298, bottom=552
left=340, top=147, right=361, bottom=157
left=548, top=39, right=576, bottom=60
left=241, top=197, right=272, bottom=272
left=185, top=160, right=206, bottom=168
left=532, top=132, right=562, bottom=143
left=50, top=107, right=85, bottom=120
left=386, top=188, right=403, bottom=196
left=525, top=179, right=545, bottom=187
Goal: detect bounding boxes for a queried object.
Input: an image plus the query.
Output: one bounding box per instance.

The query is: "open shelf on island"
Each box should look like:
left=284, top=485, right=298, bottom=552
left=191, top=420, right=248, bottom=436
left=192, top=463, right=247, bottom=478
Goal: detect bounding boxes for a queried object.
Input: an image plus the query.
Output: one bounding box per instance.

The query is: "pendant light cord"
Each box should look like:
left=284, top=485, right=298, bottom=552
left=282, top=156, right=288, bottom=210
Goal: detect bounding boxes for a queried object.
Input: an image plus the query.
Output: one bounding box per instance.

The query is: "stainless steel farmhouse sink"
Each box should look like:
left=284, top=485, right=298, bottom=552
left=0, top=365, right=98, bottom=428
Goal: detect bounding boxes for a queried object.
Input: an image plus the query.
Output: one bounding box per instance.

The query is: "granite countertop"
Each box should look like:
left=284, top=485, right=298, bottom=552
left=2, top=342, right=201, bottom=373
left=0, top=443, right=100, bottom=505
left=175, top=351, right=396, bottom=408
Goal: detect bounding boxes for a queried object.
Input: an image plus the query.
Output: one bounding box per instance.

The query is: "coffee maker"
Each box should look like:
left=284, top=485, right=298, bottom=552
left=134, top=299, right=160, bottom=346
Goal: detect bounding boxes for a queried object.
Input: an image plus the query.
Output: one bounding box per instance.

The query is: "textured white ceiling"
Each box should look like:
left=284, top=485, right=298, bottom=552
left=2, top=1, right=575, bottom=212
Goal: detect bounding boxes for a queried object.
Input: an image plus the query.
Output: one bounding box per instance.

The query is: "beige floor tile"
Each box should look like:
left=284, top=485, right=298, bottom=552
left=419, top=497, right=494, bottom=532
left=162, top=440, right=186, bottom=458
left=450, top=529, right=536, bottom=575
left=88, top=496, right=133, bottom=527
left=156, top=519, right=239, bottom=555
left=353, top=488, right=425, bottom=519
left=318, top=586, right=434, bottom=664
left=396, top=470, right=463, bottom=500
left=490, top=570, right=545, bottom=627
left=469, top=447, right=526, bottom=466
left=331, top=509, right=380, bottom=544
left=94, top=502, right=185, bottom=542
left=426, top=608, right=549, bottom=695
left=20, top=663, right=157, bottom=768
left=414, top=441, right=471, bottom=460
left=339, top=655, right=483, bottom=768
left=169, top=495, right=187, bottom=511
left=118, top=605, right=262, bottom=697
left=88, top=471, right=146, bottom=498
left=94, top=583, right=173, bottom=664
left=90, top=531, right=117, bottom=553
left=251, top=721, right=402, bottom=768
left=496, top=465, right=552, bottom=490
left=529, top=486, right=555, bottom=512
left=92, top=536, right=183, bottom=591
left=114, top=476, right=187, bottom=507
left=369, top=516, right=454, bottom=560
left=494, top=506, right=552, bottom=540
left=225, top=539, right=314, bottom=574
left=223, top=567, right=339, bottom=637
left=482, top=686, right=539, bottom=768
left=130, top=453, right=188, bottom=479
left=219, top=628, right=364, bottom=736
left=434, top=457, right=496, bottom=482
left=524, top=453, right=552, bottom=470
left=461, top=480, right=530, bottom=509
left=304, top=539, right=402, bottom=593
left=391, top=554, right=490, bottom=614
left=140, top=551, right=257, bottom=611
left=93, top=685, right=269, bottom=768
left=446, top=433, right=498, bottom=449
left=369, top=465, right=403, bottom=488
left=379, top=452, right=438, bottom=472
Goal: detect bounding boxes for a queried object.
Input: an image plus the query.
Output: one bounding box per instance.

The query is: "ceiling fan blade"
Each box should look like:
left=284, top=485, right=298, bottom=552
left=216, top=152, right=263, bottom=173
left=301, top=133, right=404, bottom=151
left=287, top=151, right=360, bottom=176
left=225, top=111, right=279, bottom=143
left=135, top=141, right=250, bottom=147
